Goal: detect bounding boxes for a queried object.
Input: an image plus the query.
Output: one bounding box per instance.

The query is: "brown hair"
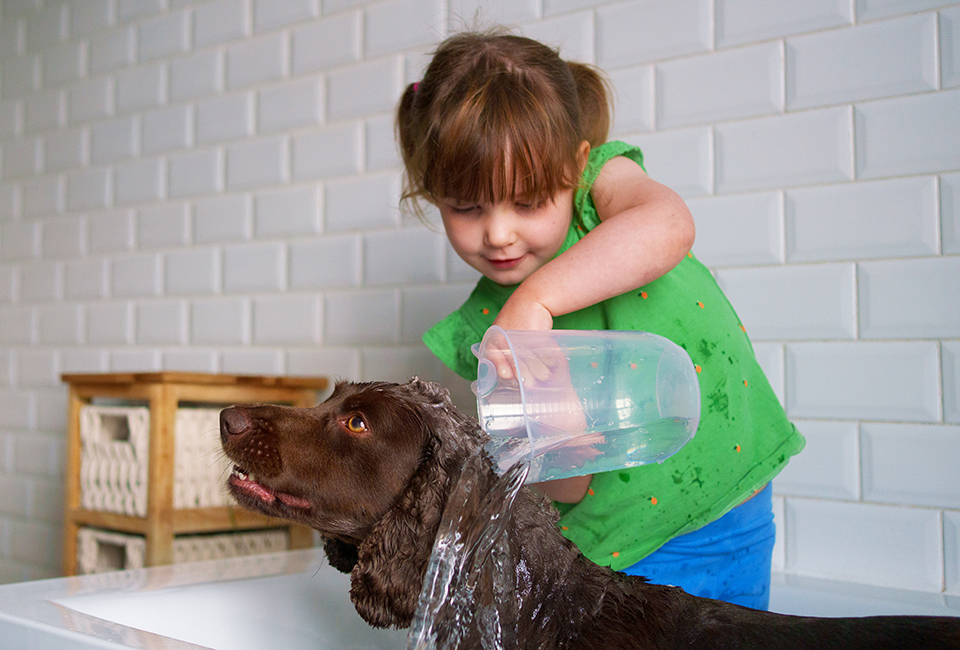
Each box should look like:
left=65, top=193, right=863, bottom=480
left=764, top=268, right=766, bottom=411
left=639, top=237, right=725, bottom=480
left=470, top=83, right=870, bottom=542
left=396, top=30, right=612, bottom=215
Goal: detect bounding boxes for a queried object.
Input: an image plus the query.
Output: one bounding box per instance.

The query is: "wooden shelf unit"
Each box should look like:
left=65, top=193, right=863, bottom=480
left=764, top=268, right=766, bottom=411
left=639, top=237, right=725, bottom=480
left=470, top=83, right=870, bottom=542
left=61, top=372, right=328, bottom=576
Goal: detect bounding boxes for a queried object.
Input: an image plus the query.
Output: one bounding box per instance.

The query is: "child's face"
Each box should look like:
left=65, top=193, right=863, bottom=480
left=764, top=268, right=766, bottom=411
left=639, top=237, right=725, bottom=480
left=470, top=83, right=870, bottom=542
left=438, top=189, right=574, bottom=286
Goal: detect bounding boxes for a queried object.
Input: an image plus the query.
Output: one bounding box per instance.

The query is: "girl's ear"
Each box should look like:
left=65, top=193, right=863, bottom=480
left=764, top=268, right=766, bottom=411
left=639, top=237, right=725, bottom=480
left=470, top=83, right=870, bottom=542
left=577, top=140, right=591, bottom=172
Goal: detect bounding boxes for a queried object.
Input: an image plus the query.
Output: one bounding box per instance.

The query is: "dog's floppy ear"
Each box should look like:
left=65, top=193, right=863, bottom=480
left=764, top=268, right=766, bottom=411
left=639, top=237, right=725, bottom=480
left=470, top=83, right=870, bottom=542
left=322, top=537, right=359, bottom=574
left=348, top=379, right=478, bottom=629
left=349, top=432, right=453, bottom=627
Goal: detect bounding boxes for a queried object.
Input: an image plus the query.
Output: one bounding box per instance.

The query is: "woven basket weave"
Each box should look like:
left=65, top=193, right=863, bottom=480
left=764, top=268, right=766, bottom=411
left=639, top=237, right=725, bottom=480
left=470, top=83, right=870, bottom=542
left=76, top=527, right=290, bottom=574
left=79, top=405, right=234, bottom=516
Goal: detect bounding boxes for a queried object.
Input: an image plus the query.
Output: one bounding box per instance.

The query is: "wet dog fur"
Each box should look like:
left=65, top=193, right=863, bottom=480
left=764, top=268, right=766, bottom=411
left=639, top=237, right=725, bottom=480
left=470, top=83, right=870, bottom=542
left=220, top=378, right=960, bottom=649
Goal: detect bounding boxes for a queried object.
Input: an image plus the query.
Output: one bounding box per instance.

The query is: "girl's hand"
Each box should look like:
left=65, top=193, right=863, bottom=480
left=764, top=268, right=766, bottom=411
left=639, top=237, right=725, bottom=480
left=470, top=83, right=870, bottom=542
left=485, top=294, right=555, bottom=385
left=486, top=298, right=556, bottom=385
left=492, top=293, right=553, bottom=332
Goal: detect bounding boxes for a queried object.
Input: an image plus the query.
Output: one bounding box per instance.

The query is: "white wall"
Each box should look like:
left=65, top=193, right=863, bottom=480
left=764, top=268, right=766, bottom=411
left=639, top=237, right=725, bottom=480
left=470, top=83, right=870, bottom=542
left=0, top=0, right=957, bottom=599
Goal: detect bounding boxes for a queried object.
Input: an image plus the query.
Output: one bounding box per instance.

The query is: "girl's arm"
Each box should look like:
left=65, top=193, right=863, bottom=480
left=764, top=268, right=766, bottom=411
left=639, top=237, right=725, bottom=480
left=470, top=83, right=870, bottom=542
left=494, top=156, right=695, bottom=503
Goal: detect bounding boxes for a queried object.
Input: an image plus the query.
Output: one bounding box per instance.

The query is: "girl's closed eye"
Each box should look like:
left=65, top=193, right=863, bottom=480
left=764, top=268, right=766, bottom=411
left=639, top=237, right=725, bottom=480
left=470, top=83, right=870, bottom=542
left=518, top=200, right=551, bottom=213
left=514, top=192, right=552, bottom=211
left=445, top=201, right=480, bottom=215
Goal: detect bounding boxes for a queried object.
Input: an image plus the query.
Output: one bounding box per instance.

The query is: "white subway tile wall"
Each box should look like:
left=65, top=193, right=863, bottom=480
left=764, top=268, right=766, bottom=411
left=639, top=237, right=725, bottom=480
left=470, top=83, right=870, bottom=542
left=625, top=126, right=713, bottom=197
left=946, top=341, right=960, bottom=425
left=786, top=341, right=942, bottom=422
left=861, top=423, right=960, bottom=509
left=0, top=0, right=956, bottom=595
left=945, top=5, right=960, bottom=89
left=947, top=510, right=960, bottom=596
left=855, top=89, right=960, bottom=178
left=785, top=13, right=938, bottom=110
left=784, top=498, right=943, bottom=592
left=785, top=177, right=939, bottom=262
left=773, top=420, right=861, bottom=501
left=715, top=263, right=858, bottom=341
left=944, top=172, right=960, bottom=254
left=688, top=191, right=783, bottom=267
left=655, top=41, right=783, bottom=129
left=520, top=11, right=595, bottom=65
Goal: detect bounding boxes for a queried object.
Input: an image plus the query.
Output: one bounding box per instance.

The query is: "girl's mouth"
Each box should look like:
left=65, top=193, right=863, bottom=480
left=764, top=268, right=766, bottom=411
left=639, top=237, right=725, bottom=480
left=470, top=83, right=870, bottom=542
left=486, top=256, right=523, bottom=270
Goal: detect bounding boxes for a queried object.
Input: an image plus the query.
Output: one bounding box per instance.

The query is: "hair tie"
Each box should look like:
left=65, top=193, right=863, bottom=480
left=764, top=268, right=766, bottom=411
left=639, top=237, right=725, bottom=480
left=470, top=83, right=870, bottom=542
left=413, top=81, right=420, bottom=92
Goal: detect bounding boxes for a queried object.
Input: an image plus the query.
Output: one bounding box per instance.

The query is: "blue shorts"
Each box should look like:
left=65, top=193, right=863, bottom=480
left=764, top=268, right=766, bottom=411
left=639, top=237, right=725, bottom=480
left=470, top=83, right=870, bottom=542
left=620, top=482, right=775, bottom=610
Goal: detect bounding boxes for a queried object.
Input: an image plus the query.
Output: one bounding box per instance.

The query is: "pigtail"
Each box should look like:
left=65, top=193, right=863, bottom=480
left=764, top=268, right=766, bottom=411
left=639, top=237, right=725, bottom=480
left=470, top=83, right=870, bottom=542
left=396, top=82, right=419, bottom=176
left=568, top=61, right=613, bottom=148
left=396, top=82, right=430, bottom=219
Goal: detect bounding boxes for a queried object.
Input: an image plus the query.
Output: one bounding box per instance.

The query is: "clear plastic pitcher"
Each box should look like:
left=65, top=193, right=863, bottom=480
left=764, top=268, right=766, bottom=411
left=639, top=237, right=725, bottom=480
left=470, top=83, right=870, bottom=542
left=472, top=327, right=701, bottom=484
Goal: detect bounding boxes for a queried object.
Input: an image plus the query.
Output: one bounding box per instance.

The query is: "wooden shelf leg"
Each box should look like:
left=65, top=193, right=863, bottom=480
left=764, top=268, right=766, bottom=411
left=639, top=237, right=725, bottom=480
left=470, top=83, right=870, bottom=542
left=62, top=389, right=86, bottom=576
left=145, top=384, right=176, bottom=567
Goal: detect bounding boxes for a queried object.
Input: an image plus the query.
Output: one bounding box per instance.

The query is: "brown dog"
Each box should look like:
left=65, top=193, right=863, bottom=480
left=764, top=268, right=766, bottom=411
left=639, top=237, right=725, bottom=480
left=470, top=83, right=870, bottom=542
left=220, top=378, right=960, bottom=649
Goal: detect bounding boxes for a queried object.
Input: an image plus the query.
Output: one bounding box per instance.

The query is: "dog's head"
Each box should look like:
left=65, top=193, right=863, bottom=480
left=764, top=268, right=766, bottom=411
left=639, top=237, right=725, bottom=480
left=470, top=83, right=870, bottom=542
left=221, top=378, right=489, bottom=627
left=220, top=378, right=479, bottom=546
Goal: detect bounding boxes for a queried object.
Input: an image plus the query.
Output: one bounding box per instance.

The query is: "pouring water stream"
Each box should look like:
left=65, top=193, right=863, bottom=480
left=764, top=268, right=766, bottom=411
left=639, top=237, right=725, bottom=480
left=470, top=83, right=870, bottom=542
left=407, top=454, right=529, bottom=650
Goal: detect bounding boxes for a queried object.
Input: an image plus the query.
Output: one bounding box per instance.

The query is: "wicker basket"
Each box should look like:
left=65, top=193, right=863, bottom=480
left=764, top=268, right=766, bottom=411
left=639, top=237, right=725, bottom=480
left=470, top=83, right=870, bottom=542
left=79, top=405, right=233, bottom=516
left=76, top=527, right=290, bottom=574
left=173, top=408, right=233, bottom=509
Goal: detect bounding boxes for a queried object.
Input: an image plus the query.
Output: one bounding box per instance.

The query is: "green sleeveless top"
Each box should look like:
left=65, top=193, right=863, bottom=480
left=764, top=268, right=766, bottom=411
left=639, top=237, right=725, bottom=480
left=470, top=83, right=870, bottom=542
left=423, top=141, right=805, bottom=570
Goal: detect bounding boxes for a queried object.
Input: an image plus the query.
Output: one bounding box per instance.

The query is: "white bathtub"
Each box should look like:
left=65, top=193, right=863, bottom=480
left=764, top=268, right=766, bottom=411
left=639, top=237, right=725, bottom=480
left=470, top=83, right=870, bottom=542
left=0, top=548, right=956, bottom=649
left=769, top=572, right=959, bottom=618
left=0, top=549, right=407, bottom=650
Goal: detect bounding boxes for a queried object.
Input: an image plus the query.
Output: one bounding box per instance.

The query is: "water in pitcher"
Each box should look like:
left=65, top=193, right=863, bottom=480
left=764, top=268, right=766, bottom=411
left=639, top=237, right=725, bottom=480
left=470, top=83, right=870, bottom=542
left=474, top=328, right=701, bottom=484
left=485, top=416, right=697, bottom=483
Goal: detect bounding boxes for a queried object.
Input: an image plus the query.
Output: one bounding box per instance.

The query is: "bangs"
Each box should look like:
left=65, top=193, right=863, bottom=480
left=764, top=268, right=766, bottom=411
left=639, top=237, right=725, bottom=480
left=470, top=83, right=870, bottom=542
left=420, top=75, right=582, bottom=206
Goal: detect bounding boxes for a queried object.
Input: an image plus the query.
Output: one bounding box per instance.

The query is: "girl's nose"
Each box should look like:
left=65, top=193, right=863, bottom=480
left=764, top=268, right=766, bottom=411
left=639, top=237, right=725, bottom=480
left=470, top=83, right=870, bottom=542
left=483, top=209, right=516, bottom=248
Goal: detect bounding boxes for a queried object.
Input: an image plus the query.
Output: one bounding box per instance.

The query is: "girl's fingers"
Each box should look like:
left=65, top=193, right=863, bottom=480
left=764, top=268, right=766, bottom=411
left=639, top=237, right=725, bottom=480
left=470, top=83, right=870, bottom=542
left=485, top=346, right=516, bottom=382
left=519, top=352, right=551, bottom=384
left=481, top=338, right=569, bottom=388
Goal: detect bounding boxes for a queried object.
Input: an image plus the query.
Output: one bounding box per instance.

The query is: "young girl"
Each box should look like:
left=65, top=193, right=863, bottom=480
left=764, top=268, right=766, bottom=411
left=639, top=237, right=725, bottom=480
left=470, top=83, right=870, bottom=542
left=396, top=30, right=804, bottom=610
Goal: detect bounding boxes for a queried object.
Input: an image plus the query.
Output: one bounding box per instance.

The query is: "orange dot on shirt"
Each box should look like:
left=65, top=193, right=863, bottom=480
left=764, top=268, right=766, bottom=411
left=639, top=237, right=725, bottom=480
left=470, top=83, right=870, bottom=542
left=640, top=291, right=648, bottom=299
left=561, top=526, right=569, bottom=531
left=695, top=365, right=702, bottom=373
left=743, top=379, right=749, bottom=387
left=697, top=301, right=705, bottom=309
left=735, top=445, right=742, bottom=453
left=482, top=308, right=489, bottom=315
left=588, top=488, right=595, bottom=496
left=612, top=551, right=620, bottom=558
left=630, top=362, right=637, bottom=369
left=591, top=362, right=599, bottom=368
left=650, top=496, right=658, bottom=505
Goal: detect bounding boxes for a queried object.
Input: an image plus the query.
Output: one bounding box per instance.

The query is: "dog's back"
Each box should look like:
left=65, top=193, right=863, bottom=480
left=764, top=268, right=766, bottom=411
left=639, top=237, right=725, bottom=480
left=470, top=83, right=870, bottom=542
left=419, top=453, right=960, bottom=650
left=485, top=487, right=958, bottom=649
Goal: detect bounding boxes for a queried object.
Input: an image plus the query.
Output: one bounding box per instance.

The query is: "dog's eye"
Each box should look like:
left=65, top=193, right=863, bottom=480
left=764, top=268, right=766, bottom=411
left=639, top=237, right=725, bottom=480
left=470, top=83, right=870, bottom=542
left=345, top=415, right=367, bottom=434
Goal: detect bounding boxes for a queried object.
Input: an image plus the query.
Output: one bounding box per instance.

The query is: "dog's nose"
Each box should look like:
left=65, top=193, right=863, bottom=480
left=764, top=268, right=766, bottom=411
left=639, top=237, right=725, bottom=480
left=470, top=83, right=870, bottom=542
left=220, top=407, right=251, bottom=444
